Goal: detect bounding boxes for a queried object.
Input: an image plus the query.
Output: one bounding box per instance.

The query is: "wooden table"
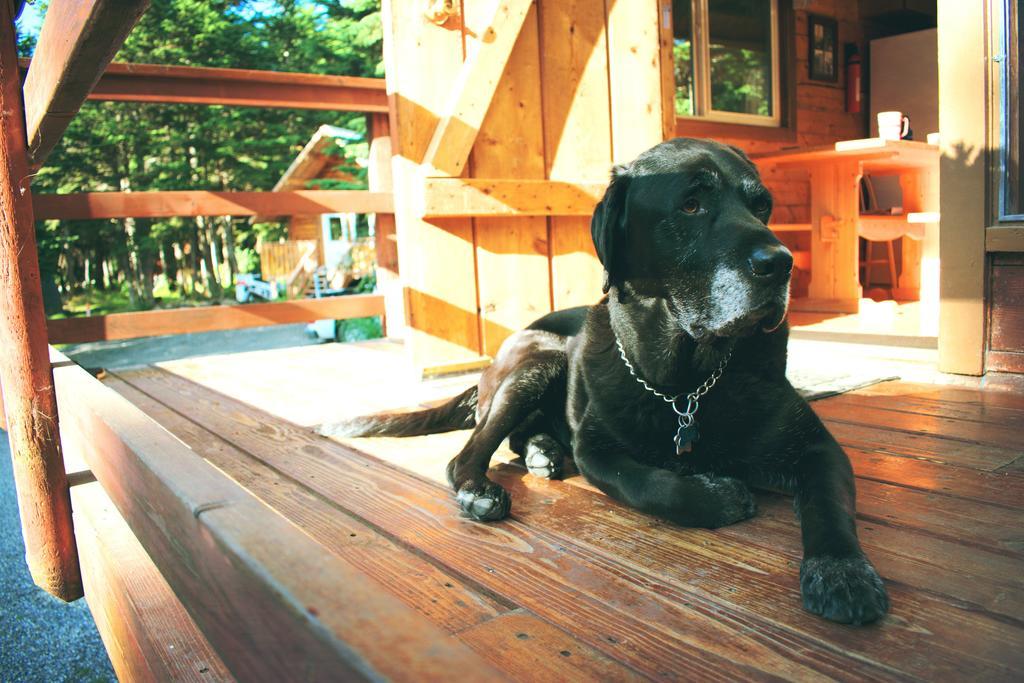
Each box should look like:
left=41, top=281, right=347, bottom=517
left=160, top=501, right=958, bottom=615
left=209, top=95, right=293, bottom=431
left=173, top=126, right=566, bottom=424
left=754, top=138, right=940, bottom=318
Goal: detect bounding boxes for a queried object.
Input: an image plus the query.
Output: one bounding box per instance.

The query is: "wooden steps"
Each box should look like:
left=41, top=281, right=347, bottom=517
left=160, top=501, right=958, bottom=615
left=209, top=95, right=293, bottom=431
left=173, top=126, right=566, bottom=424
left=71, top=480, right=234, bottom=682
left=93, top=354, right=1024, bottom=682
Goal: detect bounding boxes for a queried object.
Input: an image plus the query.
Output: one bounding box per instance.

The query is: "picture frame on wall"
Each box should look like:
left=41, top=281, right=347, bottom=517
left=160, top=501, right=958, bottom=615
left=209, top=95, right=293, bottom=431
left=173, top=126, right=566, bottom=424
left=808, top=14, right=838, bottom=82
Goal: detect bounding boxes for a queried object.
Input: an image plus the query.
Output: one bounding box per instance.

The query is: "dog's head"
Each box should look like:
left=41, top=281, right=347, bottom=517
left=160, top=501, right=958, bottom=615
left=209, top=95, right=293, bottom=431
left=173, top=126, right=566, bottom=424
left=591, top=138, right=792, bottom=341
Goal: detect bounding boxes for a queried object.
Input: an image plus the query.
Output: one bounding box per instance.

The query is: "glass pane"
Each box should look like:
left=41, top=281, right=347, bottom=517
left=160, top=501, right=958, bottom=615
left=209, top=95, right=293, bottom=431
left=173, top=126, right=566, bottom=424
left=328, top=216, right=344, bottom=241
left=1006, top=0, right=1023, bottom=216
left=356, top=214, right=372, bottom=239
left=672, top=0, right=695, bottom=116
left=708, top=0, right=774, bottom=117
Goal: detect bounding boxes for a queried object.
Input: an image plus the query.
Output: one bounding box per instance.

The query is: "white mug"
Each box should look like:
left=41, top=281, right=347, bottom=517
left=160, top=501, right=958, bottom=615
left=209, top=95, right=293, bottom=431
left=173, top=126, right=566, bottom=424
left=878, top=111, right=910, bottom=140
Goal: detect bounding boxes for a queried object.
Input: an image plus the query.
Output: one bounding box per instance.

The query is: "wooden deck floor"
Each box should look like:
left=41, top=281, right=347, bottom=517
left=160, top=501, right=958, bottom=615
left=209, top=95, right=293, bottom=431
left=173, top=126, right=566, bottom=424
left=99, top=339, right=1024, bottom=681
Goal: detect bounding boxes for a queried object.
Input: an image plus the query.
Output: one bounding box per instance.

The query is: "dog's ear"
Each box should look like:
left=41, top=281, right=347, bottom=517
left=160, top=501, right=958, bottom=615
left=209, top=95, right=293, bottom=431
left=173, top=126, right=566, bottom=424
left=591, top=164, right=630, bottom=293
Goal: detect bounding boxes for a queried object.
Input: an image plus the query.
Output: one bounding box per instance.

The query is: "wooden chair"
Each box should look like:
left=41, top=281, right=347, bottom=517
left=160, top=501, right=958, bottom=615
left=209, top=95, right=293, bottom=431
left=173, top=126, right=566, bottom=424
left=858, top=175, right=900, bottom=297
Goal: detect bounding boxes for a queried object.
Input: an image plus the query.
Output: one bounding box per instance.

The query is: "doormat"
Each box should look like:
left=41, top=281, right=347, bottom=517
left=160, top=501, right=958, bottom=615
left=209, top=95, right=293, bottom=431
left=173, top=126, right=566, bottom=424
left=788, top=367, right=899, bottom=402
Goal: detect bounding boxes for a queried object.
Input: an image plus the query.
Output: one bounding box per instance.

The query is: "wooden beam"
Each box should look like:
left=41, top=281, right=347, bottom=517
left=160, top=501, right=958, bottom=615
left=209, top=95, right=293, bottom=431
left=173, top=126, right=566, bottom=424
left=71, top=481, right=233, bottom=681
left=420, top=0, right=535, bottom=177
left=21, top=0, right=150, bottom=167
left=47, top=294, right=385, bottom=344
left=51, top=349, right=502, bottom=681
left=85, top=61, right=388, bottom=112
left=419, top=178, right=606, bottom=217
left=987, top=226, right=1024, bottom=252
left=33, top=190, right=393, bottom=220
left=0, top=0, right=82, bottom=602
left=937, top=0, right=986, bottom=375
left=18, top=57, right=389, bottom=113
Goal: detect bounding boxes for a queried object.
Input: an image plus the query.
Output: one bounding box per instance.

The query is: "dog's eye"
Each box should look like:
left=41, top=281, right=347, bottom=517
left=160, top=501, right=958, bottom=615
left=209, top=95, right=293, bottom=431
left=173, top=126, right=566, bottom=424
left=754, top=199, right=771, bottom=214
left=681, top=198, right=701, bottom=214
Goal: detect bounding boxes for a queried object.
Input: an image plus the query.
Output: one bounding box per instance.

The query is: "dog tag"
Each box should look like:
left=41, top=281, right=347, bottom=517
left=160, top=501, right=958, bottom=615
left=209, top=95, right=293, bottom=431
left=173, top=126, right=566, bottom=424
left=674, top=422, right=699, bottom=455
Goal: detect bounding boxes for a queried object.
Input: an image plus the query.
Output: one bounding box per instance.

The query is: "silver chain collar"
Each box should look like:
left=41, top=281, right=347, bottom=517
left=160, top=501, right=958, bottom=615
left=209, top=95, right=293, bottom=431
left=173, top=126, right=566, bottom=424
left=614, top=337, right=731, bottom=454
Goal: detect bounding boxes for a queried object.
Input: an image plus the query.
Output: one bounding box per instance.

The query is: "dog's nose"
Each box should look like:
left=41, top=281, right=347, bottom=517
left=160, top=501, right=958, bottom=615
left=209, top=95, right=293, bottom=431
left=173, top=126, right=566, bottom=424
left=749, top=245, right=794, bottom=280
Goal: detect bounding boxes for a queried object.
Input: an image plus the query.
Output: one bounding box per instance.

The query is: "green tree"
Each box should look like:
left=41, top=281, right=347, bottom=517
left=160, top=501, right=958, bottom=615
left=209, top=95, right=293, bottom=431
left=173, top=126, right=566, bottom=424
left=23, top=0, right=382, bottom=311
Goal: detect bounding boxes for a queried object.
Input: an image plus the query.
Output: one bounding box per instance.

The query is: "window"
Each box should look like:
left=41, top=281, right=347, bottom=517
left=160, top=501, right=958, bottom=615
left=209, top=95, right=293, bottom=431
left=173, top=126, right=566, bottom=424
left=672, top=0, right=781, bottom=127
left=323, top=213, right=375, bottom=243
left=996, top=0, right=1024, bottom=220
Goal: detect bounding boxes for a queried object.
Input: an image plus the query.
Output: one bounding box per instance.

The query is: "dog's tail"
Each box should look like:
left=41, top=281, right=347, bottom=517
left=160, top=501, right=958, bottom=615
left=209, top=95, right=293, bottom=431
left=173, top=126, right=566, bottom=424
left=317, top=385, right=479, bottom=438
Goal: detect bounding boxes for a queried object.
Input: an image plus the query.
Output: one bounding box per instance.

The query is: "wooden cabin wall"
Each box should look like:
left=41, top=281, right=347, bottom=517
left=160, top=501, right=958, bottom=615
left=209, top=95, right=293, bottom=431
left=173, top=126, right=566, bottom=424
left=288, top=215, right=319, bottom=242
left=692, top=1, right=868, bottom=227
left=286, top=215, right=325, bottom=265
left=384, top=0, right=868, bottom=366
left=988, top=254, right=1024, bottom=373
left=682, top=1, right=869, bottom=297
left=384, top=0, right=666, bottom=366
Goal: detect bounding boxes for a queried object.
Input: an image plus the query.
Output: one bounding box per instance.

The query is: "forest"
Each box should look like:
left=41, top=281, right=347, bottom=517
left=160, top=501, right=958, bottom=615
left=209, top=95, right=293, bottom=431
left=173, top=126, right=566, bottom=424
left=19, top=0, right=382, bottom=316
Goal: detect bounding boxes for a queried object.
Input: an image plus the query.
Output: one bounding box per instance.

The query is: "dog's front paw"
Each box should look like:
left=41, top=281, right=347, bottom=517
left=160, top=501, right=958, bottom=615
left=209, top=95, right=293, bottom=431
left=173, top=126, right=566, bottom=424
left=800, top=555, right=889, bottom=625
left=692, top=474, right=757, bottom=528
left=455, top=482, right=511, bottom=521
left=524, top=434, right=565, bottom=479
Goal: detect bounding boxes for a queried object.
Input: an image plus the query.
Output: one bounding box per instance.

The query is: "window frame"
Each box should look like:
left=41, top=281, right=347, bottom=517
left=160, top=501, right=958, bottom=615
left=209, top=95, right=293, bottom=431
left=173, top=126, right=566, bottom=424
left=672, top=0, right=782, bottom=128
left=995, top=0, right=1024, bottom=223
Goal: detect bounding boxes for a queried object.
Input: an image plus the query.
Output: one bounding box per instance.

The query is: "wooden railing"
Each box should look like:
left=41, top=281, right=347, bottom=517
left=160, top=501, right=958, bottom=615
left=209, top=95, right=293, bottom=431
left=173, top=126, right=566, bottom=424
left=47, top=294, right=385, bottom=344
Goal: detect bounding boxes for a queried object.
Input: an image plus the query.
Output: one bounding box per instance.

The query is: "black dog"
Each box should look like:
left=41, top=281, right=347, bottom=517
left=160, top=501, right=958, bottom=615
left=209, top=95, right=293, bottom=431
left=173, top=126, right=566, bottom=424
left=321, top=138, right=889, bottom=625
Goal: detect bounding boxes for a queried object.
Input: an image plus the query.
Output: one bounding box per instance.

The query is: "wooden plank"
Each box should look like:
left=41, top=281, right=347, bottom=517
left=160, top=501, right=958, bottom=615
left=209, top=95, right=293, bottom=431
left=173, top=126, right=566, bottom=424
left=368, top=116, right=403, bottom=337
left=987, top=225, right=1024, bottom=251
left=33, top=190, right=393, bottom=220
left=84, top=61, right=387, bottom=111
left=21, top=0, right=150, bottom=166
left=458, top=611, right=645, bottom=682
left=851, top=380, right=1024, bottom=411
left=478, top=458, right=1024, bottom=628
left=0, top=3, right=82, bottom=601
left=419, top=178, right=605, bottom=217
left=104, top=374, right=509, bottom=634
left=605, top=0, right=664, bottom=163
left=807, top=160, right=863, bottom=305
left=537, top=0, right=612, bottom=180
left=823, top=419, right=1021, bottom=472
left=124, top=368, right=1022, bottom=681
left=937, top=0, right=986, bottom=374
left=990, top=255, right=1024, bottom=355
left=539, top=0, right=612, bottom=310
left=385, top=0, right=482, bottom=366
left=72, top=481, right=234, bottom=683
left=752, top=139, right=938, bottom=167
left=837, top=386, right=1024, bottom=425
left=657, top=0, right=675, bottom=140
left=421, top=0, right=535, bottom=177
left=124, top=369, right=868, bottom=680
left=847, top=447, right=1024, bottom=510
left=46, top=294, right=385, bottom=344
left=549, top=221, right=603, bottom=309
left=813, top=399, right=1024, bottom=452
left=738, top=492, right=1024, bottom=623
left=467, top=1, right=551, bottom=356
left=513, top=471, right=1024, bottom=678
left=51, top=349, right=502, bottom=682
left=854, top=477, right=1024, bottom=556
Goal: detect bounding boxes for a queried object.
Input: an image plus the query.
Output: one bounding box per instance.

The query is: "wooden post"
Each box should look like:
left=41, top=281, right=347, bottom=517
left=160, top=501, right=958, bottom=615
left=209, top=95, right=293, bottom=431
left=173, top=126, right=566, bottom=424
left=0, top=1, right=82, bottom=601
left=368, top=111, right=401, bottom=339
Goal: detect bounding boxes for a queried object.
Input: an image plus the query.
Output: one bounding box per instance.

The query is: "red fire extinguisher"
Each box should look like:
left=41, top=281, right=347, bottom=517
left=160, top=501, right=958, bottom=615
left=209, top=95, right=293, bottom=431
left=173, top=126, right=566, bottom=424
left=846, top=45, right=862, bottom=114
